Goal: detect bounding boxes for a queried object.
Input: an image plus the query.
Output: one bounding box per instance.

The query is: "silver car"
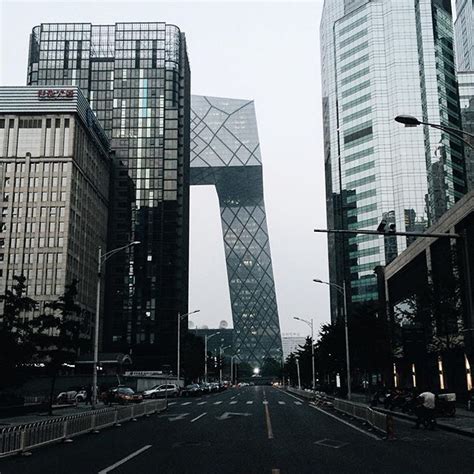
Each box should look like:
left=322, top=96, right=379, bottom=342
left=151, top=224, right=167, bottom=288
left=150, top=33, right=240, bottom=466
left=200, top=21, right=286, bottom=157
left=142, top=384, right=180, bottom=399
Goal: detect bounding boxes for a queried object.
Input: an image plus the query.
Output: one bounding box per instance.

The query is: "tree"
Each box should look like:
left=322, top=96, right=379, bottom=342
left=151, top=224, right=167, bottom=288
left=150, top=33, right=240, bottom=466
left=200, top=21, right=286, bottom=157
left=261, top=357, right=282, bottom=377
left=0, top=275, right=37, bottom=390
left=181, top=332, right=205, bottom=383
left=31, top=280, right=88, bottom=414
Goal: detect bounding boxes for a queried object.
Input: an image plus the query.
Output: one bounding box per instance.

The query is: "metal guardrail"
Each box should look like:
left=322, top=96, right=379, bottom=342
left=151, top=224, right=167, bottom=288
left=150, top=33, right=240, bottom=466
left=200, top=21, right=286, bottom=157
left=333, top=398, right=392, bottom=436
left=0, top=399, right=167, bottom=458
left=286, top=387, right=393, bottom=437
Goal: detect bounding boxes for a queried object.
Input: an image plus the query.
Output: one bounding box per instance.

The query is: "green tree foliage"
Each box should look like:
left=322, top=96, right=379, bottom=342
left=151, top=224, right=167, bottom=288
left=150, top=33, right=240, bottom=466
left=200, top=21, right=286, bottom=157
left=261, top=357, right=282, bottom=377
left=30, top=280, right=89, bottom=414
left=0, top=275, right=37, bottom=389
left=181, top=332, right=205, bottom=383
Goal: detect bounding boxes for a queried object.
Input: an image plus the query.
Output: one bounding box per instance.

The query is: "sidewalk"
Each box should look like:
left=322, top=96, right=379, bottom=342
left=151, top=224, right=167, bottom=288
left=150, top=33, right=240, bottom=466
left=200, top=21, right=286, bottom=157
left=0, top=403, right=109, bottom=427
left=350, top=392, right=474, bottom=437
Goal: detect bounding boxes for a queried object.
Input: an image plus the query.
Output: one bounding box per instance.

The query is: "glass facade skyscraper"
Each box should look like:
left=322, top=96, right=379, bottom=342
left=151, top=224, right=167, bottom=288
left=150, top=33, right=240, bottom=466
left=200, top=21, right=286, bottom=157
left=455, top=0, right=474, bottom=71
left=190, top=95, right=283, bottom=366
left=27, top=23, right=190, bottom=369
left=321, top=0, right=466, bottom=320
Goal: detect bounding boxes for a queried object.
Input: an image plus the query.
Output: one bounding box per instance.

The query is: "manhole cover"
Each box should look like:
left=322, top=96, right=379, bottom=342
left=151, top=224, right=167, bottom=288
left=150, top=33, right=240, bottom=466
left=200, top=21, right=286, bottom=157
left=315, top=439, right=348, bottom=449
left=172, top=441, right=211, bottom=448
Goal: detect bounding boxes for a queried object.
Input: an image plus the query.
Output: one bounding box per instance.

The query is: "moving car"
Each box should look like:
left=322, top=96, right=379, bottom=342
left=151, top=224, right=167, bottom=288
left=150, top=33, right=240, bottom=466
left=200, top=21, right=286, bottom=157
left=180, top=384, right=201, bottom=397
left=142, top=384, right=180, bottom=399
left=103, top=386, right=143, bottom=404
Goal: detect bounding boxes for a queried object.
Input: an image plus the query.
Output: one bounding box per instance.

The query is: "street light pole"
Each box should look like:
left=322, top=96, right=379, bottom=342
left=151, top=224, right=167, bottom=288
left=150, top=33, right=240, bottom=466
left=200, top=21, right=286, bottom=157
left=92, top=240, right=140, bottom=409
left=293, top=316, right=315, bottom=391
left=219, top=345, right=231, bottom=384
left=313, top=278, right=351, bottom=400
left=204, top=332, right=220, bottom=383
left=177, top=309, right=200, bottom=386
left=296, top=357, right=301, bottom=390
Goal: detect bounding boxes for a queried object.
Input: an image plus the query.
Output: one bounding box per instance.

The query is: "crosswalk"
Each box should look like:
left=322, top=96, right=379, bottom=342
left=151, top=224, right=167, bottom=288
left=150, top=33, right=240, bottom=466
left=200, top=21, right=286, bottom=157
left=167, top=400, right=304, bottom=407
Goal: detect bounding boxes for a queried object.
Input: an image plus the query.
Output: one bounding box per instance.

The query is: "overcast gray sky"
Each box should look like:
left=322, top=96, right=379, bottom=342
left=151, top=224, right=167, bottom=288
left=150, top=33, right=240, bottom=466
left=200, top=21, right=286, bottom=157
left=0, top=0, right=329, bottom=339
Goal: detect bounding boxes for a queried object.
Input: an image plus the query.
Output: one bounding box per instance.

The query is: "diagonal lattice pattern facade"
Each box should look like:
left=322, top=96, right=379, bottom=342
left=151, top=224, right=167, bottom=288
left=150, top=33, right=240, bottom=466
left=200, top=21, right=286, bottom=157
left=190, top=95, right=282, bottom=367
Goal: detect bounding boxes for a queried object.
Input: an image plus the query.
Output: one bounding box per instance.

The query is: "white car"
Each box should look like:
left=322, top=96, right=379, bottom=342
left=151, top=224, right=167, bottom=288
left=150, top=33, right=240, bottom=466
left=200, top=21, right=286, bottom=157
left=57, top=389, right=87, bottom=404
left=142, top=384, right=180, bottom=399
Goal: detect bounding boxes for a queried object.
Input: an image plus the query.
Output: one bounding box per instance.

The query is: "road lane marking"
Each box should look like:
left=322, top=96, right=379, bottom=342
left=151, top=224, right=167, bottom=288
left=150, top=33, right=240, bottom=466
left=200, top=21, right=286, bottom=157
left=294, top=402, right=302, bottom=406
left=265, top=403, right=274, bottom=439
left=214, top=401, right=223, bottom=405
left=278, top=389, right=381, bottom=440
left=98, top=445, right=152, bottom=473
left=231, top=396, right=236, bottom=400
left=246, top=401, right=253, bottom=405
left=230, top=401, right=237, bottom=405
left=198, top=401, right=207, bottom=405
left=308, top=404, right=380, bottom=440
left=168, top=413, right=190, bottom=421
left=191, top=412, right=207, bottom=423
left=168, top=402, right=177, bottom=406
left=263, top=401, right=269, bottom=405
left=278, top=401, right=285, bottom=405
left=181, top=402, right=192, bottom=406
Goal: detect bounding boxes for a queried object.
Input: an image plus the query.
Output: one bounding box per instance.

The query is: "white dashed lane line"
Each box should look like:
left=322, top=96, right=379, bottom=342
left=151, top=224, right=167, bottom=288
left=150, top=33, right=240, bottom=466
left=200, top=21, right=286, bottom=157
left=278, top=401, right=286, bottom=405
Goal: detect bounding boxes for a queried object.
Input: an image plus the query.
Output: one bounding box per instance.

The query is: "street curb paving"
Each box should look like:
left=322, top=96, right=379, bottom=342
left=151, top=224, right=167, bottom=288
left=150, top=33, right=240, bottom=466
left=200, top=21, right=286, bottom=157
left=373, top=407, right=474, bottom=439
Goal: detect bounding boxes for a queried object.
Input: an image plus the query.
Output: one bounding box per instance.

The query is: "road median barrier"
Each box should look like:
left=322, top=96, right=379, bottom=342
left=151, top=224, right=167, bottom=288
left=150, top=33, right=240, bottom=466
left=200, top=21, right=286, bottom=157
left=0, top=399, right=166, bottom=458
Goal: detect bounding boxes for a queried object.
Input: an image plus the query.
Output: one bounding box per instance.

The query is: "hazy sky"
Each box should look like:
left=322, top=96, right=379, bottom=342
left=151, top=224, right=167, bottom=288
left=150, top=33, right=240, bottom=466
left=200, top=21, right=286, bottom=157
left=0, top=0, right=329, bottom=339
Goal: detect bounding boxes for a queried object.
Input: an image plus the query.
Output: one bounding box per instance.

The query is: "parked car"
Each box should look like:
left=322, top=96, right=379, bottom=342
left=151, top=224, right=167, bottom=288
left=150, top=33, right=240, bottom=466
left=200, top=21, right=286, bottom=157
left=57, top=388, right=87, bottom=404
left=103, top=386, right=143, bottom=404
left=181, top=384, right=201, bottom=397
left=199, top=383, right=213, bottom=393
left=142, top=384, right=180, bottom=399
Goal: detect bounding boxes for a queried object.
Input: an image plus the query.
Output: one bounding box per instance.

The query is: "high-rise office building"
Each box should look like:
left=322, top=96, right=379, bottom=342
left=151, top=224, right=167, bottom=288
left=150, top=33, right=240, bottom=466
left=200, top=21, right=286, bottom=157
left=455, top=0, right=474, bottom=71
left=27, top=23, right=190, bottom=369
left=190, top=95, right=283, bottom=366
left=458, top=71, right=474, bottom=190
left=0, top=86, right=110, bottom=323
left=321, top=0, right=466, bottom=320
left=281, top=333, right=306, bottom=360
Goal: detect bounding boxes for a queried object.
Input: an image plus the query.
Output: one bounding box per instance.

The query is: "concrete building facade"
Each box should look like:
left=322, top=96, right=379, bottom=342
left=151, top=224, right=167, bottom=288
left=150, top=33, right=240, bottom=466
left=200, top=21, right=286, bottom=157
left=0, top=86, right=110, bottom=323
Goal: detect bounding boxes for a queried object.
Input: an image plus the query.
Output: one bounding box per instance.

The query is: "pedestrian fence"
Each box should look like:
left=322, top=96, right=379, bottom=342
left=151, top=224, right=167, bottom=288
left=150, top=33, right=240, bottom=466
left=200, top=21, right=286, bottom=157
left=285, top=387, right=394, bottom=438
left=332, top=399, right=394, bottom=438
left=0, top=399, right=167, bottom=458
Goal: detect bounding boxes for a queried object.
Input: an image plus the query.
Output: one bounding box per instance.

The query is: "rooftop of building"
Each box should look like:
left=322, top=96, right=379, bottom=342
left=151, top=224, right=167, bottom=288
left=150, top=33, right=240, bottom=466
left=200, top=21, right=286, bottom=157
left=0, top=85, right=110, bottom=155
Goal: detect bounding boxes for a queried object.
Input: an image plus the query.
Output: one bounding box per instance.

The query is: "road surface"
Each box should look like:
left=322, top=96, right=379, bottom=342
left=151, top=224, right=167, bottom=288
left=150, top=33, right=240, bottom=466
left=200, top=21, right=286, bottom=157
left=0, top=386, right=473, bottom=473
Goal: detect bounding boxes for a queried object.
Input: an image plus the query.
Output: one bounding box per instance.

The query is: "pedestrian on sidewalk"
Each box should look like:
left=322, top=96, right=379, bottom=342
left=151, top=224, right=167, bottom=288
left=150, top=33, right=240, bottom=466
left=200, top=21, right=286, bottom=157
left=414, top=391, right=436, bottom=429
left=85, top=385, right=92, bottom=405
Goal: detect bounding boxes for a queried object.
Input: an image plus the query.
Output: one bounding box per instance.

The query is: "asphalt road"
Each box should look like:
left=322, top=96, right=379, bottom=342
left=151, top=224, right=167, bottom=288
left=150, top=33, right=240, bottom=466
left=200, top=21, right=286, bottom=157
left=0, top=386, right=473, bottom=474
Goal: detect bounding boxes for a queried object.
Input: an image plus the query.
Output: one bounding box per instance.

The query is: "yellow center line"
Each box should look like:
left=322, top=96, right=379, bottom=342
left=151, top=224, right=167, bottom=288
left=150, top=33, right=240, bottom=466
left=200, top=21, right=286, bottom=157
left=265, top=403, right=274, bottom=439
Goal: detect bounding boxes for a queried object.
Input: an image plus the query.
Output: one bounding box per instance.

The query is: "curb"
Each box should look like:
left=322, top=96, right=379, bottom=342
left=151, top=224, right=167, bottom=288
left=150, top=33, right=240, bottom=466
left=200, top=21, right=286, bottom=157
left=373, top=407, right=474, bottom=438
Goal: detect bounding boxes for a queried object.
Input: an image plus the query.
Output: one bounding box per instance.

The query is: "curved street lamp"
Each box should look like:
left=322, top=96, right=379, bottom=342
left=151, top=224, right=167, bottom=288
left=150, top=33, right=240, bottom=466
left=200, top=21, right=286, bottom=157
left=293, top=317, right=315, bottom=392
left=313, top=278, right=351, bottom=400
left=395, top=114, right=474, bottom=150
left=204, top=332, right=221, bottom=382
left=177, top=309, right=200, bottom=386
left=92, top=240, right=140, bottom=408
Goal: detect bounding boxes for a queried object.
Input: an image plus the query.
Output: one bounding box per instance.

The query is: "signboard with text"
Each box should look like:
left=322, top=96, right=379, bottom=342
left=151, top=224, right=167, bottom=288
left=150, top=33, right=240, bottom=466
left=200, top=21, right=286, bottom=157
left=38, top=89, right=74, bottom=100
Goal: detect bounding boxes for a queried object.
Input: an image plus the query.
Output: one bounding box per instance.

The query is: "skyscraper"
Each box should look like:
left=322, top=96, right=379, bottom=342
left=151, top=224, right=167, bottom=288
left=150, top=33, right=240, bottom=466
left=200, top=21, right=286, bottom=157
left=455, top=0, right=474, bottom=71
left=27, top=23, right=190, bottom=369
left=321, top=0, right=466, bottom=320
left=190, top=95, right=283, bottom=366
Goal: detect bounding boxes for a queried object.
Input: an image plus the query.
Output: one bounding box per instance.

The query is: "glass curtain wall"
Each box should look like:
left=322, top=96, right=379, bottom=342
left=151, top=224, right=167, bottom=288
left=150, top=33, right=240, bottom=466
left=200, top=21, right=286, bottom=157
left=27, top=23, right=190, bottom=369
left=321, top=0, right=466, bottom=319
